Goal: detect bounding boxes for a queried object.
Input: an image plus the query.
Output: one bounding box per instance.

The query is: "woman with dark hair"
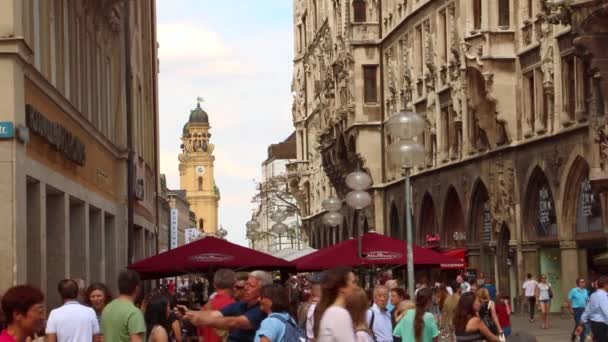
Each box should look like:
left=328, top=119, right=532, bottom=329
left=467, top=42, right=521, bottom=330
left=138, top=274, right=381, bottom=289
left=392, top=287, right=440, bottom=342
left=453, top=292, right=498, bottom=342
left=0, top=285, right=45, bottom=342
left=144, top=295, right=170, bottom=342
left=254, top=284, right=299, bottom=342
left=314, top=268, right=358, bottom=341
left=84, top=283, right=113, bottom=322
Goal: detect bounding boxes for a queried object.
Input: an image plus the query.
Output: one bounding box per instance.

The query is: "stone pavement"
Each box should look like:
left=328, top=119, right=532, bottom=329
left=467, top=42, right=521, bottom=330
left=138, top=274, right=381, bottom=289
left=439, top=313, right=585, bottom=341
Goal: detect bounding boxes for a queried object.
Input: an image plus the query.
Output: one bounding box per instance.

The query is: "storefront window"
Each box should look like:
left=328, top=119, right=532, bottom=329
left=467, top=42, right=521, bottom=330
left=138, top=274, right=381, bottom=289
left=576, top=179, right=603, bottom=233
left=537, top=186, right=557, bottom=237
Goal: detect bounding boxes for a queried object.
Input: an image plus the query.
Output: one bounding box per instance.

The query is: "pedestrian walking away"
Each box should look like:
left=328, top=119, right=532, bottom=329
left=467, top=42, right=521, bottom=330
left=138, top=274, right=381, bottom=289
left=576, top=275, right=608, bottom=342
left=314, top=268, right=358, bottom=342
left=101, top=270, right=147, bottom=342
left=392, top=288, right=440, bottom=342
left=46, top=279, right=101, bottom=342
left=568, top=277, right=589, bottom=342
left=522, top=274, right=538, bottom=323
left=346, top=287, right=375, bottom=342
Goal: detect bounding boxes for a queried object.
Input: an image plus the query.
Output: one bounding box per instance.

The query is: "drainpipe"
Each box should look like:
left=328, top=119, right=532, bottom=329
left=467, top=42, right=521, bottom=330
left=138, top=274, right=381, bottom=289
left=150, top=0, right=161, bottom=255
left=124, top=0, right=135, bottom=265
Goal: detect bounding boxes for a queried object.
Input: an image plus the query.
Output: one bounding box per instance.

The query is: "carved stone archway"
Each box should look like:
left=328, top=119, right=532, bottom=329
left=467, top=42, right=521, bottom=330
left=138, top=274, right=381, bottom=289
left=418, top=192, right=438, bottom=245
left=389, top=202, right=401, bottom=239
left=441, top=186, right=465, bottom=248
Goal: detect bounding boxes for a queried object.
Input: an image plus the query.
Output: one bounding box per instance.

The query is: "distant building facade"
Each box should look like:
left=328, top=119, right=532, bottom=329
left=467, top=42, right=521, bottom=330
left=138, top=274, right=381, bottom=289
left=252, top=133, right=305, bottom=252
left=289, top=0, right=608, bottom=312
left=0, top=0, right=160, bottom=304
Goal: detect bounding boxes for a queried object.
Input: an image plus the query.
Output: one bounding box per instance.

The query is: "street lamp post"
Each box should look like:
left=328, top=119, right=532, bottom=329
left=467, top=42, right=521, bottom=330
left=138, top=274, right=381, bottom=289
left=246, top=219, right=260, bottom=249
left=386, top=110, right=426, bottom=300
left=246, top=230, right=257, bottom=249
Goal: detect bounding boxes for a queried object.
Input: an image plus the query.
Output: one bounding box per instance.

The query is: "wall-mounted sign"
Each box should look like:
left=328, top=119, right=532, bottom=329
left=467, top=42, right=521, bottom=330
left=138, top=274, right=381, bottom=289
left=482, top=201, right=492, bottom=242
left=185, top=228, right=201, bottom=244
left=170, top=208, right=179, bottom=249
left=0, top=122, right=14, bottom=139
left=25, top=104, right=86, bottom=165
left=425, top=233, right=440, bottom=246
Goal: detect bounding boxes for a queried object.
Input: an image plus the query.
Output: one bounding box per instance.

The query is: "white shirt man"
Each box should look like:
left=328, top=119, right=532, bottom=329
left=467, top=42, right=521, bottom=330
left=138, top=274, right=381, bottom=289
left=46, top=280, right=100, bottom=342
left=367, top=286, right=393, bottom=342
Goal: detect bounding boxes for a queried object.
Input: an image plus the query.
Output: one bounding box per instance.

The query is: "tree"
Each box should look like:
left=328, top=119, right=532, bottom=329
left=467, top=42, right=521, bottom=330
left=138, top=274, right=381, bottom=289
left=251, top=174, right=300, bottom=215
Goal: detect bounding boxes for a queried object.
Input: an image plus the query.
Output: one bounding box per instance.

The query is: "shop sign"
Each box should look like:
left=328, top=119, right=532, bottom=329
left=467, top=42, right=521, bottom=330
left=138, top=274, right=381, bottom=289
left=0, top=122, right=14, bottom=139
left=170, top=208, right=178, bottom=249
left=190, top=253, right=234, bottom=262
left=364, top=251, right=402, bottom=261
left=185, top=228, right=201, bottom=244
left=25, top=104, right=86, bottom=165
left=482, top=201, right=492, bottom=242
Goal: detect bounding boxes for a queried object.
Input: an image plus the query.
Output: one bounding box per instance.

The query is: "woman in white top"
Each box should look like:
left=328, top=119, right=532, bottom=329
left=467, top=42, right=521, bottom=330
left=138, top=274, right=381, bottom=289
left=536, top=274, right=552, bottom=330
left=144, top=296, right=170, bottom=342
left=346, top=287, right=375, bottom=342
left=314, top=268, right=358, bottom=342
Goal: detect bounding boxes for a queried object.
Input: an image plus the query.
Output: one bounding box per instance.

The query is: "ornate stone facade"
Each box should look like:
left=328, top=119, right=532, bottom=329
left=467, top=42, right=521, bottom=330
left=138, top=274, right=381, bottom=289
left=290, top=0, right=608, bottom=311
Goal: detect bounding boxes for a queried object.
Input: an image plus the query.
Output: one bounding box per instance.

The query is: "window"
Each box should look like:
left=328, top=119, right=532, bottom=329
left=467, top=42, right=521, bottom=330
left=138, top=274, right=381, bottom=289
left=353, top=0, right=366, bottom=23
left=302, top=15, right=307, bottom=47
left=523, top=70, right=539, bottom=134
left=439, top=10, right=449, bottom=64
left=473, top=0, right=482, bottom=30
left=198, top=177, right=203, bottom=190
left=297, top=25, right=303, bottom=53
left=363, top=65, right=378, bottom=103
left=199, top=219, right=204, bottom=230
left=312, top=0, right=318, bottom=31
left=498, top=0, right=510, bottom=27
left=577, top=179, right=604, bottom=233
left=415, top=25, right=423, bottom=75
left=527, top=0, right=534, bottom=19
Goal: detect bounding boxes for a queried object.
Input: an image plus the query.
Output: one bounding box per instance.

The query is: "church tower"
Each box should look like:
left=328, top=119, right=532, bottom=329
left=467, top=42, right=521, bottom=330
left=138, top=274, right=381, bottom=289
left=178, top=100, right=220, bottom=236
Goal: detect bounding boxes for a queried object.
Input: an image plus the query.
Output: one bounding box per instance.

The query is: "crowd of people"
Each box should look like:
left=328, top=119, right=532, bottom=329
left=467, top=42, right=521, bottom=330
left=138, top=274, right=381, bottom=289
left=1, top=268, right=607, bottom=342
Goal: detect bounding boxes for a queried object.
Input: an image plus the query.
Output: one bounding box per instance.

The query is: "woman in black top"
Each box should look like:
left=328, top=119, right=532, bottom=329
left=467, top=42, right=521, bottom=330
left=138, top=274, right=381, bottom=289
left=453, top=293, right=499, bottom=342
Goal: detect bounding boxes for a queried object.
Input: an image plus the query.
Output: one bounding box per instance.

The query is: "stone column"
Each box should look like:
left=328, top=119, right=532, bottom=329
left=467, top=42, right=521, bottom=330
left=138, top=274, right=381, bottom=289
left=559, top=239, right=579, bottom=300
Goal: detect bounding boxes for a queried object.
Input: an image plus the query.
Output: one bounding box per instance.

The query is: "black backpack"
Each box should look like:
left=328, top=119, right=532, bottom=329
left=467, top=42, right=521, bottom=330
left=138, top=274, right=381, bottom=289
left=270, top=313, right=306, bottom=342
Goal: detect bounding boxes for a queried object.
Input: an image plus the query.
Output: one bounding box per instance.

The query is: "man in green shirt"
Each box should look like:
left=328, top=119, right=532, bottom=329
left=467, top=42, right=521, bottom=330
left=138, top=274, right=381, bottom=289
left=101, top=270, right=146, bottom=342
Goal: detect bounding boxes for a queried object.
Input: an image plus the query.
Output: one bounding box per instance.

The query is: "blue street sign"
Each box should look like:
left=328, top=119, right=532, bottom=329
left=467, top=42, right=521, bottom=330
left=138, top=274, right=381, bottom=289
left=0, top=122, right=14, bottom=139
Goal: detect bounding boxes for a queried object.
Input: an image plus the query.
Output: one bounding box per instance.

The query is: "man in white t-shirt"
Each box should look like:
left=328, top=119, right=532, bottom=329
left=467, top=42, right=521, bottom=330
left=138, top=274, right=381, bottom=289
left=522, top=273, right=539, bottom=323
left=46, top=279, right=100, bottom=342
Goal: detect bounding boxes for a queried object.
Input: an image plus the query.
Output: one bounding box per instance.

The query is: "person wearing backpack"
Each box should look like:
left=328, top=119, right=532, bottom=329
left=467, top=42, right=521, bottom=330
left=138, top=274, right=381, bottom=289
left=255, top=284, right=304, bottom=342
left=365, top=285, right=392, bottom=342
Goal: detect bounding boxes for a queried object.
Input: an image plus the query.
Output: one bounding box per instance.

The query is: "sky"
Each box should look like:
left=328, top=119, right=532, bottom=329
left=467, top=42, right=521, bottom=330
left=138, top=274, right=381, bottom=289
left=156, top=0, right=295, bottom=246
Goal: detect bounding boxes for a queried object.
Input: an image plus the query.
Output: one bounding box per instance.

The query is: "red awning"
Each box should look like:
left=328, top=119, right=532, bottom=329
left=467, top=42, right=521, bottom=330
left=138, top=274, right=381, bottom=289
left=440, top=248, right=467, bottom=269
left=291, top=232, right=465, bottom=271
left=128, top=236, right=293, bottom=279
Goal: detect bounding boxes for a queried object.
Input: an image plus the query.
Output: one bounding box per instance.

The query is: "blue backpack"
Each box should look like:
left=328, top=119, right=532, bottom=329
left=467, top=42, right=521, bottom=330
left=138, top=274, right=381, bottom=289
left=269, top=313, right=306, bottom=342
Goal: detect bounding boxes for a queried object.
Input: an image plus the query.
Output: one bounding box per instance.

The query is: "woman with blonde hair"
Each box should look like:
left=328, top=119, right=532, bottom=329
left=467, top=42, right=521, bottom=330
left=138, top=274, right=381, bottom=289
left=536, top=274, right=552, bottom=329
left=346, top=287, right=374, bottom=342
left=476, top=287, right=502, bottom=336
left=394, top=300, right=415, bottom=323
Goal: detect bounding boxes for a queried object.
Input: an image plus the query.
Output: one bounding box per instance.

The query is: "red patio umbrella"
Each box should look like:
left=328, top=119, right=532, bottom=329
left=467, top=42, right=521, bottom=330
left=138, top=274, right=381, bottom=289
left=292, top=232, right=464, bottom=271
left=129, top=236, right=293, bottom=279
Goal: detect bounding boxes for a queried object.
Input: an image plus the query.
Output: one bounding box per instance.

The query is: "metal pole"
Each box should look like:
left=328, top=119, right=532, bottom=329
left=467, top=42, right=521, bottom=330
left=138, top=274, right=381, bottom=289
left=404, top=167, right=415, bottom=299
left=124, top=0, right=134, bottom=265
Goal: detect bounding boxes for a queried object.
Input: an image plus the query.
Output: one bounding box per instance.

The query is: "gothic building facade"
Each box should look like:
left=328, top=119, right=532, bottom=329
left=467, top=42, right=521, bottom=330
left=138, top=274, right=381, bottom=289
left=289, top=0, right=608, bottom=312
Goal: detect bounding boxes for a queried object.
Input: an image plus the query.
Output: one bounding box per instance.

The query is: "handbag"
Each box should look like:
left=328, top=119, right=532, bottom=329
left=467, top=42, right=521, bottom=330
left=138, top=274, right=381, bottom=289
left=481, top=302, right=499, bottom=335
left=548, top=286, right=554, bottom=299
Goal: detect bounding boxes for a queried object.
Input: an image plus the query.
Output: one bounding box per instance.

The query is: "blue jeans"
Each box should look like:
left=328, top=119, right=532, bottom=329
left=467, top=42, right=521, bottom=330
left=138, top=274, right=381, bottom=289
left=572, top=307, right=587, bottom=342
left=502, top=326, right=512, bottom=337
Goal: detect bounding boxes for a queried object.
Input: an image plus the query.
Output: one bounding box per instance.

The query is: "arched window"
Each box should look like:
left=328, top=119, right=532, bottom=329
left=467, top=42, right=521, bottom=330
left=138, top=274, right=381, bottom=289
left=353, top=0, right=366, bottom=23
left=199, top=219, right=204, bottom=230
left=198, top=177, right=203, bottom=190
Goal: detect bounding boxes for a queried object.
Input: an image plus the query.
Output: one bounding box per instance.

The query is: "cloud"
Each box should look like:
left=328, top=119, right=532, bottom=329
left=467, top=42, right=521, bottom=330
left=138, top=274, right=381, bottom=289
left=157, top=23, right=228, bottom=62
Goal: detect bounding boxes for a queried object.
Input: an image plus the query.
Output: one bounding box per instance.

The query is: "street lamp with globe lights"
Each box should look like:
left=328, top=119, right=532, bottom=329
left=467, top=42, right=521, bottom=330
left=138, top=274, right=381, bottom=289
left=344, top=170, right=373, bottom=259
left=246, top=219, right=260, bottom=249
left=386, top=109, right=426, bottom=299
left=270, top=209, right=289, bottom=250
left=321, top=196, right=344, bottom=245
left=246, top=229, right=257, bottom=249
